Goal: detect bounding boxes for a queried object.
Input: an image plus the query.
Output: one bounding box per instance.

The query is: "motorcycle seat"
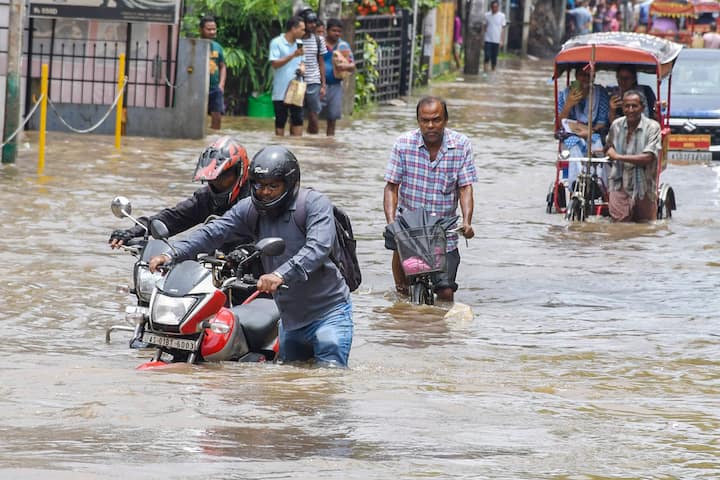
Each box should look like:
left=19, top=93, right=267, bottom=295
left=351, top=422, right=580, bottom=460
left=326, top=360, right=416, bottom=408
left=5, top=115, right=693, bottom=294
left=231, top=298, right=280, bottom=351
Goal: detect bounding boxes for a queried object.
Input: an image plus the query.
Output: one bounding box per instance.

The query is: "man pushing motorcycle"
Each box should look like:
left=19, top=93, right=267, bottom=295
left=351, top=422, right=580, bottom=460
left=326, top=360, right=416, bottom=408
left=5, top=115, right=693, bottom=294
left=148, top=146, right=354, bottom=368
left=108, top=136, right=252, bottom=250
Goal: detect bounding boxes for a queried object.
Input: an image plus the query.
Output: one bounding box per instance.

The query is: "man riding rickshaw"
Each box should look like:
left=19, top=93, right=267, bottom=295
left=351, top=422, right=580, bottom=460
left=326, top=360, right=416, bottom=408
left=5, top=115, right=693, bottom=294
left=546, top=32, right=681, bottom=222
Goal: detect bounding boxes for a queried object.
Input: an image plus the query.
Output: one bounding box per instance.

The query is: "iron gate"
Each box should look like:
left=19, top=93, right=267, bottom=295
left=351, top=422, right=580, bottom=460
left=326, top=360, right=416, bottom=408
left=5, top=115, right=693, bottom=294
left=354, top=11, right=413, bottom=102
left=23, top=18, right=179, bottom=117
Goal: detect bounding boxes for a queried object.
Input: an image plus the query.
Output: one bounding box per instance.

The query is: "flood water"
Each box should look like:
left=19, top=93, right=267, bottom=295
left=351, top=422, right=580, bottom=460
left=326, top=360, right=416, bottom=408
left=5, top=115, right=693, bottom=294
left=1, top=57, right=719, bottom=479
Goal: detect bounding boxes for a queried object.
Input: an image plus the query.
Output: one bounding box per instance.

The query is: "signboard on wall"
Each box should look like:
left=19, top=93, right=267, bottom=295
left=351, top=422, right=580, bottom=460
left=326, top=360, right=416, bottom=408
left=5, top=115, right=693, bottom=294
left=28, top=0, right=180, bottom=25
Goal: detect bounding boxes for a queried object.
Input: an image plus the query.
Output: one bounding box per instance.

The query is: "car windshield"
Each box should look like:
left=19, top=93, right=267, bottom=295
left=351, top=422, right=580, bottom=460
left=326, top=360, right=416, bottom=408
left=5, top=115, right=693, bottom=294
left=669, top=58, right=719, bottom=96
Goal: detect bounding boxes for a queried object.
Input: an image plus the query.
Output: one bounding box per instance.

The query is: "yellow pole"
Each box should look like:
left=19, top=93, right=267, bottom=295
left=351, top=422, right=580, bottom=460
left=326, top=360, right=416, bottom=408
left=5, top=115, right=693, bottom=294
left=38, top=63, right=48, bottom=175
left=114, top=53, right=125, bottom=150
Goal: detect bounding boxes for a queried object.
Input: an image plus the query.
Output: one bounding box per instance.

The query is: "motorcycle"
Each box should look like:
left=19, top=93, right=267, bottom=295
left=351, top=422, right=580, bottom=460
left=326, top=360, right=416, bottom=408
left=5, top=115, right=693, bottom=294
left=106, top=196, right=169, bottom=347
left=106, top=197, right=285, bottom=369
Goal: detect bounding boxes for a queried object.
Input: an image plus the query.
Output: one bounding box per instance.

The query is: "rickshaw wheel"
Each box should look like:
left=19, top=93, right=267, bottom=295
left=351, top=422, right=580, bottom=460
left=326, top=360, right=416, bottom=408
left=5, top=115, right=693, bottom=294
left=546, top=182, right=566, bottom=214
left=657, top=199, right=672, bottom=220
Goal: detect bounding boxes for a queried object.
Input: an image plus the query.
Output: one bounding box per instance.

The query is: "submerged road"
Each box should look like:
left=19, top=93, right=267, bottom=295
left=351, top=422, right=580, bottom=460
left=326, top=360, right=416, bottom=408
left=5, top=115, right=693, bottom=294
left=0, top=57, right=718, bottom=479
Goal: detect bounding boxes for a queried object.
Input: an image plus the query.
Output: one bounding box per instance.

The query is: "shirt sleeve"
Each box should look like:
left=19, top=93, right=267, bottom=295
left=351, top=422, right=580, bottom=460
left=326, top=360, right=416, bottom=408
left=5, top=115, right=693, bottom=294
left=606, top=119, right=619, bottom=149
left=171, top=201, right=252, bottom=262
left=149, top=189, right=209, bottom=238
left=273, top=192, right=336, bottom=284
left=384, top=140, right=405, bottom=184
left=319, top=35, right=328, bottom=56
left=457, top=138, right=478, bottom=187
left=642, top=120, right=662, bottom=160
left=269, top=38, right=282, bottom=62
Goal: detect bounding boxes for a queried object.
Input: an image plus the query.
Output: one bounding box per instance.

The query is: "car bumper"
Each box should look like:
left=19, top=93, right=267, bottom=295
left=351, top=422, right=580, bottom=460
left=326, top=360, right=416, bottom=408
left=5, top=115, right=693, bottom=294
left=668, top=118, right=720, bottom=161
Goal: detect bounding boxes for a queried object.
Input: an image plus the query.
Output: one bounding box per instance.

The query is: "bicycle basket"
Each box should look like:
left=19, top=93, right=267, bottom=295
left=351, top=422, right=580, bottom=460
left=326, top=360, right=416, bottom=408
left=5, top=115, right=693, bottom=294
left=394, top=225, right=447, bottom=276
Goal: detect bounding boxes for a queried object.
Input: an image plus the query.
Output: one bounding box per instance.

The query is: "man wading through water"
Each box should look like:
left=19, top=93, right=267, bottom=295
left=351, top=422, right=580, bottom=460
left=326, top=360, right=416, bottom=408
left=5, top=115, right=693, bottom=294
left=384, top=96, right=478, bottom=302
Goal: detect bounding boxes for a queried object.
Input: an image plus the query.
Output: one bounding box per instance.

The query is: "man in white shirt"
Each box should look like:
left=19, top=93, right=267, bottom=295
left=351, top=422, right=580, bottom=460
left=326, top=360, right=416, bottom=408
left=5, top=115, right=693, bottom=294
left=483, top=0, right=507, bottom=74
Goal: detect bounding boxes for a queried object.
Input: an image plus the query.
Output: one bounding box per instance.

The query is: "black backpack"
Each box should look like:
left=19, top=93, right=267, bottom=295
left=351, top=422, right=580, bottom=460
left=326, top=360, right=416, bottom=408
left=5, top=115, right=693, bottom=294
left=247, top=188, right=362, bottom=292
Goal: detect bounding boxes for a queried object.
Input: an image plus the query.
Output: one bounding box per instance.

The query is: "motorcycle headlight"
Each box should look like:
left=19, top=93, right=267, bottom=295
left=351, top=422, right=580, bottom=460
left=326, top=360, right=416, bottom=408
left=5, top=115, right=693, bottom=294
left=151, top=294, right=197, bottom=326
left=135, top=266, right=163, bottom=303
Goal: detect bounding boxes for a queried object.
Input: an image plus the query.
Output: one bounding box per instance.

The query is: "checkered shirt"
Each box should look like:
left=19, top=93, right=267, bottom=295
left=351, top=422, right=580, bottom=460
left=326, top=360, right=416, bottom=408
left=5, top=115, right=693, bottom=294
left=384, top=128, right=478, bottom=251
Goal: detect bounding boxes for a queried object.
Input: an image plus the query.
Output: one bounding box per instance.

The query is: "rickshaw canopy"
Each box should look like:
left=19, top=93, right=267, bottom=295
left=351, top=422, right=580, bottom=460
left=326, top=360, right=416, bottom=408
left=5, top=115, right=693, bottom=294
left=554, top=32, right=683, bottom=79
left=650, top=0, right=720, bottom=16
left=649, top=0, right=696, bottom=17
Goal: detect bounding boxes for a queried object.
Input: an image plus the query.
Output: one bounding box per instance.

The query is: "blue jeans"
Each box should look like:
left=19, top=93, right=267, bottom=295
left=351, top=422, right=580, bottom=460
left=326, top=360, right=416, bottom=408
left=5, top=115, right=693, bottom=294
left=279, top=300, right=353, bottom=367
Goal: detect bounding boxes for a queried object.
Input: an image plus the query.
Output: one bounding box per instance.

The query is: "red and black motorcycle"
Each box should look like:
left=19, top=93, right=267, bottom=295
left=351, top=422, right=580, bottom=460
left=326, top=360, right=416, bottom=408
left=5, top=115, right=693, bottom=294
left=107, top=197, right=284, bottom=370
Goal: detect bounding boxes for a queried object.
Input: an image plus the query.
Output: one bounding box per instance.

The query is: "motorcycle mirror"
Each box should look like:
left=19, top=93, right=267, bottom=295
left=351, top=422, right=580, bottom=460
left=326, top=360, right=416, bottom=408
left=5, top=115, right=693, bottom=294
left=256, top=237, right=285, bottom=257
left=111, top=196, right=132, bottom=218
left=149, top=219, right=170, bottom=240
left=111, top=196, right=148, bottom=234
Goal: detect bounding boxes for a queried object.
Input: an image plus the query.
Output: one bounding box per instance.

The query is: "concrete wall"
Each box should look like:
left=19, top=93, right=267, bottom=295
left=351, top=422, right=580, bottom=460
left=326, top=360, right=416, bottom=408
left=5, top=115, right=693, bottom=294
left=27, top=37, right=208, bottom=139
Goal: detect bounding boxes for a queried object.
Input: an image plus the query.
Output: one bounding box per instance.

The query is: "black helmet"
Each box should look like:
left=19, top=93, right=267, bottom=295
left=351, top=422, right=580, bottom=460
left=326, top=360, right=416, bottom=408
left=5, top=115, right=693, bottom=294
left=249, top=146, right=301, bottom=217
left=298, top=7, right=317, bottom=23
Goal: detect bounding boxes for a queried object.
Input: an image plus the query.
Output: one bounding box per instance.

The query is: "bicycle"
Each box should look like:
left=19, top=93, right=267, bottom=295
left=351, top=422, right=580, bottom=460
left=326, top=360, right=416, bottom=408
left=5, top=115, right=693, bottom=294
left=394, top=224, right=448, bottom=305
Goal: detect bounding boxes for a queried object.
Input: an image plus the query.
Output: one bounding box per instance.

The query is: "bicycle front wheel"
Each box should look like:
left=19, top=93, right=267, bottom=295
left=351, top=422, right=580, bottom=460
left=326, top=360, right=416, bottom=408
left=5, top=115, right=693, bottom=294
left=410, top=282, right=432, bottom=305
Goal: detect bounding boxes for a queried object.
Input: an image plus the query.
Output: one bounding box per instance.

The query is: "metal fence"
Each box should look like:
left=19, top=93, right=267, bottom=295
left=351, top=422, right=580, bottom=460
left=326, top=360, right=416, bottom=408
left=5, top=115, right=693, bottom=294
left=24, top=19, right=179, bottom=116
left=354, top=11, right=413, bottom=102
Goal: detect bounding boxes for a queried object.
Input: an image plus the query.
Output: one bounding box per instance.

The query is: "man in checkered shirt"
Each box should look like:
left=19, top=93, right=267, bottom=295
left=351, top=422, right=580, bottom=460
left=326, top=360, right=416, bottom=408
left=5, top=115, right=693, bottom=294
left=383, top=96, right=478, bottom=302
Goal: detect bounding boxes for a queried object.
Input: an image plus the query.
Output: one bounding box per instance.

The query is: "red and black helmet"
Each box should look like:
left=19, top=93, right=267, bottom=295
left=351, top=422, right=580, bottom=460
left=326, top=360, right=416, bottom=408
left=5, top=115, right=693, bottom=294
left=192, top=136, right=249, bottom=186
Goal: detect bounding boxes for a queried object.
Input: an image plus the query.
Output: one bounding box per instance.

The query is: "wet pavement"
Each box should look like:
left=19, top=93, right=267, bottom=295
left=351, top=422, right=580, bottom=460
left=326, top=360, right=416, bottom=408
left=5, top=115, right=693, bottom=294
left=0, top=56, right=718, bottom=479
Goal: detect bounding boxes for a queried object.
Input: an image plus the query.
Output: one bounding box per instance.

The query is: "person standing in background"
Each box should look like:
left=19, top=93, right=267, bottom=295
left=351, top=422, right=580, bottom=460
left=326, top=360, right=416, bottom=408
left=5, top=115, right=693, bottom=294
left=200, top=16, right=226, bottom=130
left=298, top=9, right=328, bottom=135
left=321, top=18, right=355, bottom=136
left=453, top=14, right=463, bottom=69
left=568, top=0, right=593, bottom=35
left=269, top=16, right=306, bottom=136
left=483, top=1, right=506, bottom=74
left=703, top=23, right=720, bottom=48
left=315, top=19, right=326, bottom=39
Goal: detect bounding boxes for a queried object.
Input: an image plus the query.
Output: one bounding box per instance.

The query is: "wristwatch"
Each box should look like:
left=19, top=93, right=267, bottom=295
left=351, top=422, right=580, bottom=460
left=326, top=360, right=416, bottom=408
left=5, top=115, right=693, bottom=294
left=271, top=271, right=284, bottom=282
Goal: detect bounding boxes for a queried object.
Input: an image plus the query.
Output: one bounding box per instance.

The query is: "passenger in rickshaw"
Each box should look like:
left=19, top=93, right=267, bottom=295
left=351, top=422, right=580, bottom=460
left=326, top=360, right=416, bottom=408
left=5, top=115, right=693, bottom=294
left=608, top=65, right=656, bottom=123
left=557, top=66, right=610, bottom=192
left=605, top=90, right=662, bottom=222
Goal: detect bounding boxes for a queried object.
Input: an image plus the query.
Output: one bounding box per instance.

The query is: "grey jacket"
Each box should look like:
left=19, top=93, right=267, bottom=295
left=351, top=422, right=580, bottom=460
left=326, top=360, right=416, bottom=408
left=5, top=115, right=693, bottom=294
left=170, top=190, right=350, bottom=331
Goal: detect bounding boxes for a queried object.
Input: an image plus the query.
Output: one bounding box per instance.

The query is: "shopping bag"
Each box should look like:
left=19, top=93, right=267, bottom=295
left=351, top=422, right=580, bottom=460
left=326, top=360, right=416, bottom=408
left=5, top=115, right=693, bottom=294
left=284, top=77, right=306, bottom=107
left=332, top=50, right=350, bottom=81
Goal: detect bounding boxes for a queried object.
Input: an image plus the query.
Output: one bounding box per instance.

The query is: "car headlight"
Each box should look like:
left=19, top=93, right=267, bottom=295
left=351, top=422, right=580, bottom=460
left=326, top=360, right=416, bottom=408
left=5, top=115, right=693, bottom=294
left=135, top=267, right=164, bottom=303
left=151, top=294, right=197, bottom=326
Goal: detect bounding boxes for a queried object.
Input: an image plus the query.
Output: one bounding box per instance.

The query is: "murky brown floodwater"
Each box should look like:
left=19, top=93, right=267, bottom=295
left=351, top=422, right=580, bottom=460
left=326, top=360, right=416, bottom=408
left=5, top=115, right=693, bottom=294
left=1, top=57, right=718, bottom=479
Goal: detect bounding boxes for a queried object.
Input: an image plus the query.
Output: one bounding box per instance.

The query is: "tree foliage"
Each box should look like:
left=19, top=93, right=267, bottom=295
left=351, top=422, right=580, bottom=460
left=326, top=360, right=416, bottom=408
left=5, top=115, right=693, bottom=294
left=183, top=0, right=293, bottom=100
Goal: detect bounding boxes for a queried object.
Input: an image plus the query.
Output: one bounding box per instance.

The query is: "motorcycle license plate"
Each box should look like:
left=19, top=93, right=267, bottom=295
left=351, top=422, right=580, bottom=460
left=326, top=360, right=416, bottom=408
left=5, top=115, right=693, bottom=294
left=142, top=333, right=195, bottom=351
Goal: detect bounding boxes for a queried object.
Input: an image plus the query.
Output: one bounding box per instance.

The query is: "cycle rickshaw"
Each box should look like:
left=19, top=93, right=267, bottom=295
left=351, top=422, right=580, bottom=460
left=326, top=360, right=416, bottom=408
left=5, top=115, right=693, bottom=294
left=545, top=32, right=681, bottom=221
